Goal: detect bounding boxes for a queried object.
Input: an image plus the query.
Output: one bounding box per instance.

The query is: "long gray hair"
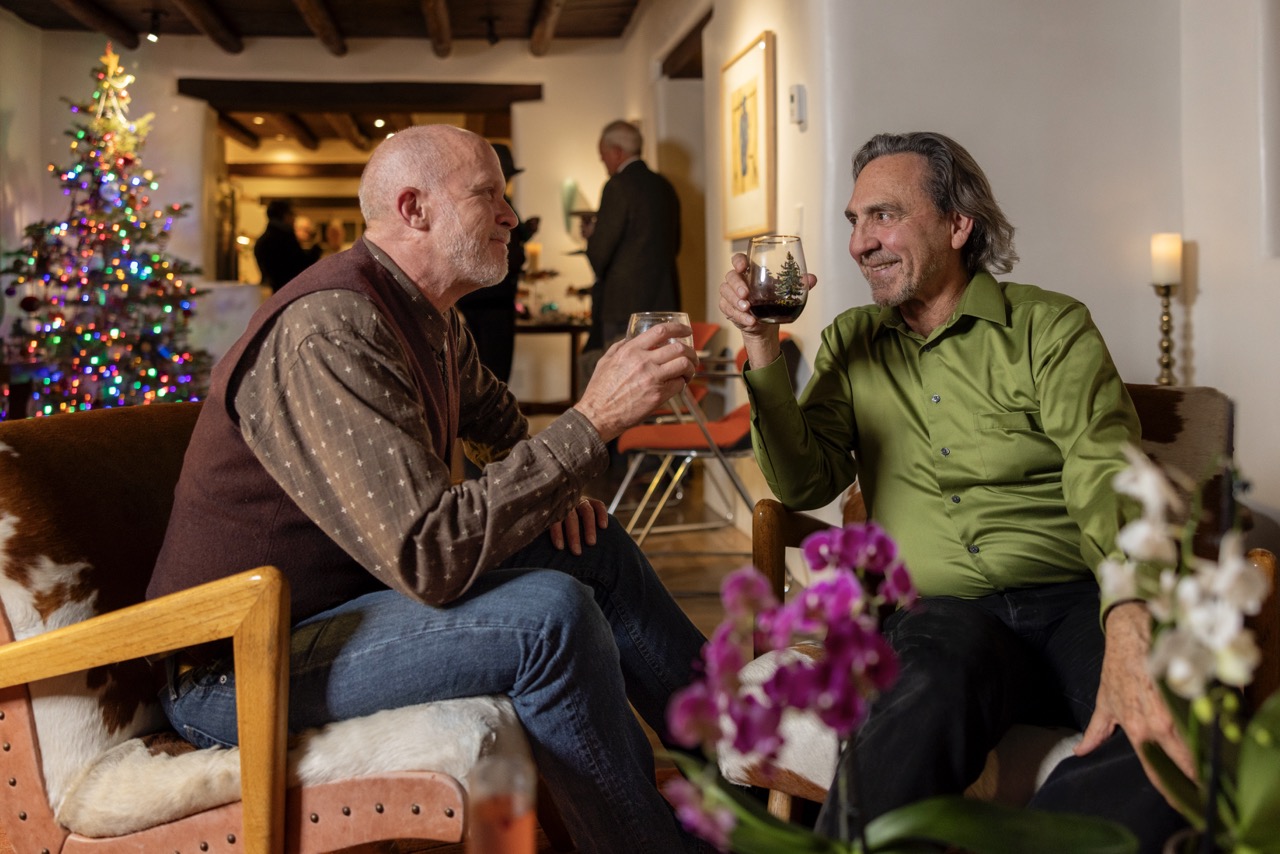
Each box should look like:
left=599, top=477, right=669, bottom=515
left=852, top=132, right=1018, bottom=276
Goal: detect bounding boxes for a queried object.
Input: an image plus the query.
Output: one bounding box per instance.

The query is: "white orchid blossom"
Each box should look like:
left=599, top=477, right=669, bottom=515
left=1116, top=517, right=1179, bottom=565
left=1200, top=530, right=1268, bottom=616
left=1145, top=567, right=1182, bottom=624
left=1214, top=630, right=1262, bottom=688
left=1149, top=627, right=1216, bottom=699
left=1113, top=443, right=1185, bottom=520
left=1111, top=450, right=1268, bottom=698
left=1178, top=579, right=1244, bottom=651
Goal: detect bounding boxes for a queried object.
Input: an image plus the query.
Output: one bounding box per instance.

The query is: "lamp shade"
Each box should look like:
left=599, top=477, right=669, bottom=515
left=1151, top=233, right=1183, bottom=284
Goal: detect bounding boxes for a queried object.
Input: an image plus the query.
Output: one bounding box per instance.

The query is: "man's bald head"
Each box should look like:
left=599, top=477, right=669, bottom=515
left=358, top=125, right=483, bottom=228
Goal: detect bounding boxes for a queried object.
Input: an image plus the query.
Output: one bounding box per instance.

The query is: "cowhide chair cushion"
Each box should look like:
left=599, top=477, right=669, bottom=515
left=0, top=403, right=528, bottom=838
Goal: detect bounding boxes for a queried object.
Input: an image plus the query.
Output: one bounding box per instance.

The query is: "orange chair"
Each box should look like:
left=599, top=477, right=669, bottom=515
left=649, top=321, right=722, bottom=420
left=607, top=344, right=761, bottom=545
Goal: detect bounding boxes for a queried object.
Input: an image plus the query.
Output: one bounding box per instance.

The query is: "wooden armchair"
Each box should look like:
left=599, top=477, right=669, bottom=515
left=0, top=403, right=561, bottom=853
left=738, top=384, right=1279, bottom=818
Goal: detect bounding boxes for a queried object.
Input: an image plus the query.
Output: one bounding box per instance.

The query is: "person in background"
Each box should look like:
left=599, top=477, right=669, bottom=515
left=579, top=119, right=681, bottom=386
left=294, top=214, right=321, bottom=257
left=455, top=142, right=540, bottom=384
left=717, top=130, right=1187, bottom=853
left=149, top=124, right=710, bottom=854
left=253, top=199, right=318, bottom=292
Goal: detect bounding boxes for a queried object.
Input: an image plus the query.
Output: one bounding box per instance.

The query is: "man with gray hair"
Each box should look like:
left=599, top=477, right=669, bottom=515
left=581, top=119, right=682, bottom=378
left=150, top=124, right=710, bottom=854
left=718, top=131, right=1186, bottom=851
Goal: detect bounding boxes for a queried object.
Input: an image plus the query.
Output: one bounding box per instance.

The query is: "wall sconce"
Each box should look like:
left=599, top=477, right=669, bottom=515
left=1149, top=232, right=1182, bottom=386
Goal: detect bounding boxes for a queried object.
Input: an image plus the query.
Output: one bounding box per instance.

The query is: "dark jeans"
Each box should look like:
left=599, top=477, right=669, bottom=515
left=815, top=580, right=1185, bottom=853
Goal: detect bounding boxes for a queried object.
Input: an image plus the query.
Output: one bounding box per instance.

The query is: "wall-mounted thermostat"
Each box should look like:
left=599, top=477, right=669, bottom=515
left=789, top=84, right=807, bottom=126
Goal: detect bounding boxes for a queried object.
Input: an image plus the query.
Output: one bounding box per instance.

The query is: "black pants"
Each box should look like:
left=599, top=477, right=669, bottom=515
left=458, top=304, right=515, bottom=384
left=815, top=580, right=1185, bottom=853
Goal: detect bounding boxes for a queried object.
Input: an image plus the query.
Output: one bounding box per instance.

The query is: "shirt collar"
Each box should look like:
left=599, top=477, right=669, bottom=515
left=362, top=236, right=452, bottom=354
left=954, top=272, right=1006, bottom=326
left=874, top=271, right=1005, bottom=340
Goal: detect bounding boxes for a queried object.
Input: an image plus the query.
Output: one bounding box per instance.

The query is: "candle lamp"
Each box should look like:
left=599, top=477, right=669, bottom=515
left=1149, top=233, right=1182, bottom=386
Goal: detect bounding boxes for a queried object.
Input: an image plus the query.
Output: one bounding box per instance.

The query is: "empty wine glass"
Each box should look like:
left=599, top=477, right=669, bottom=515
left=626, top=311, right=694, bottom=351
left=746, top=235, right=807, bottom=323
left=627, top=310, right=708, bottom=434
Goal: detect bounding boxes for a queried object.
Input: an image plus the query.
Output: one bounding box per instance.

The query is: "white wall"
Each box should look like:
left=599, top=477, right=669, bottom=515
left=1182, top=0, right=1280, bottom=547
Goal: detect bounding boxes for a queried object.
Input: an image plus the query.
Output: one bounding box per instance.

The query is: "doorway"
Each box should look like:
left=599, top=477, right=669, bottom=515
left=177, top=79, right=543, bottom=281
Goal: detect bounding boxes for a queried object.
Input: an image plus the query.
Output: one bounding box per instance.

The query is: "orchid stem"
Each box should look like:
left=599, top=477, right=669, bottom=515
left=1199, top=698, right=1222, bottom=854
left=836, top=739, right=871, bottom=853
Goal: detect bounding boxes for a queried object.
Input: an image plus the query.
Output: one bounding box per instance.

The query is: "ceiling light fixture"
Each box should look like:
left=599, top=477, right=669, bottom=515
left=252, top=116, right=266, bottom=125
left=146, top=9, right=162, bottom=43
left=374, top=118, right=386, bottom=128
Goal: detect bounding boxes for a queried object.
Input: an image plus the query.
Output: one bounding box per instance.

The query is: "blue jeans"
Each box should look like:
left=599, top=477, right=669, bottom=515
left=814, top=579, right=1185, bottom=854
left=161, top=520, right=710, bottom=854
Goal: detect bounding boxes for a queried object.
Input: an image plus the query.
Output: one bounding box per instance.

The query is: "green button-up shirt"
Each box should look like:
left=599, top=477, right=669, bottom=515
left=744, top=272, right=1139, bottom=599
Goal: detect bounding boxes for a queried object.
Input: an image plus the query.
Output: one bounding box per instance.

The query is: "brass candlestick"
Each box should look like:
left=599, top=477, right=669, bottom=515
left=1153, top=283, right=1177, bottom=386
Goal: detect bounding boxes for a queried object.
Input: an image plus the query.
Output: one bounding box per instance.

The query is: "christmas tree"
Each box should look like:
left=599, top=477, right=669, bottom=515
left=1, top=45, right=207, bottom=418
left=775, top=251, right=804, bottom=303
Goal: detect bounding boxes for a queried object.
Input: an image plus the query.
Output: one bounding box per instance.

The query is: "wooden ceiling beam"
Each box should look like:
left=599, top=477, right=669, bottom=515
left=177, top=80, right=543, bottom=114
left=291, top=0, right=347, bottom=57
left=420, top=0, right=452, bottom=59
left=229, top=163, right=365, bottom=179
left=275, top=113, right=320, bottom=151
left=49, top=0, right=138, bottom=50
left=217, top=113, right=260, bottom=149
left=325, top=113, right=371, bottom=151
left=170, top=0, right=244, bottom=54
left=530, top=0, right=567, bottom=57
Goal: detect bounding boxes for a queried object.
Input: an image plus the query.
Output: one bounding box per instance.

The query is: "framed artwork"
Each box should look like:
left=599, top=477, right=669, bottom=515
left=721, top=31, right=776, bottom=240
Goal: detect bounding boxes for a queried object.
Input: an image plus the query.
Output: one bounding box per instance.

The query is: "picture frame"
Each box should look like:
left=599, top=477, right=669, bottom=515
left=721, top=31, right=776, bottom=241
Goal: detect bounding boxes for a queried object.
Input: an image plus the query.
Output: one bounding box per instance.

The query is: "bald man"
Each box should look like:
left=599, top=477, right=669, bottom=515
left=149, top=125, right=710, bottom=854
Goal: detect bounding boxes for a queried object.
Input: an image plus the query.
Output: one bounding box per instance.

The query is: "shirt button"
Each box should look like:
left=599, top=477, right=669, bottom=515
left=941, top=447, right=951, bottom=457
left=967, top=544, right=980, bottom=554
left=951, top=495, right=961, bottom=503
left=931, top=394, right=941, bottom=404
left=922, top=345, right=932, bottom=353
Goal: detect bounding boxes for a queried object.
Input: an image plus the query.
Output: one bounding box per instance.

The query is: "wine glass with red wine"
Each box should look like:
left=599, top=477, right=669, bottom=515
left=747, top=235, right=807, bottom=323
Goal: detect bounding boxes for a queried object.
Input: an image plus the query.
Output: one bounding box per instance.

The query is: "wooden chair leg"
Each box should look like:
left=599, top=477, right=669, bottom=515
left=767, top=789, right=794, bottom=821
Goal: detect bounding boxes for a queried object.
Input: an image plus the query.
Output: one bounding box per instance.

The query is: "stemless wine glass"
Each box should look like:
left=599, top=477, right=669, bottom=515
left=626, top=310, right=694, bottom=352
left=746, top=235, right=808, bottom=323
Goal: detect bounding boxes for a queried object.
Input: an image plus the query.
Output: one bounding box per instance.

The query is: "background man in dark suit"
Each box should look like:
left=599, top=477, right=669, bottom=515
left=580, top=120, right=682, bottom=381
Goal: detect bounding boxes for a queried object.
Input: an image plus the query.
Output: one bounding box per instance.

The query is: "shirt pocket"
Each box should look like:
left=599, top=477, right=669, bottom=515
left=973, top=410, right=1062, bottom=484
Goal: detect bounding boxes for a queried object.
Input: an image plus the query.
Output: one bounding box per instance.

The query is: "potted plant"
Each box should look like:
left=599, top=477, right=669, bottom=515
left=1100, top=446, right=1280, bottom=853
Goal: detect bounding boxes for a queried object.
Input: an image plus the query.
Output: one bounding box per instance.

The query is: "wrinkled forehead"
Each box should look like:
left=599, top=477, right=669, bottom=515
left=848, top=153, right=931, bottom=211
left=442, top=135, right=505, bottom=190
